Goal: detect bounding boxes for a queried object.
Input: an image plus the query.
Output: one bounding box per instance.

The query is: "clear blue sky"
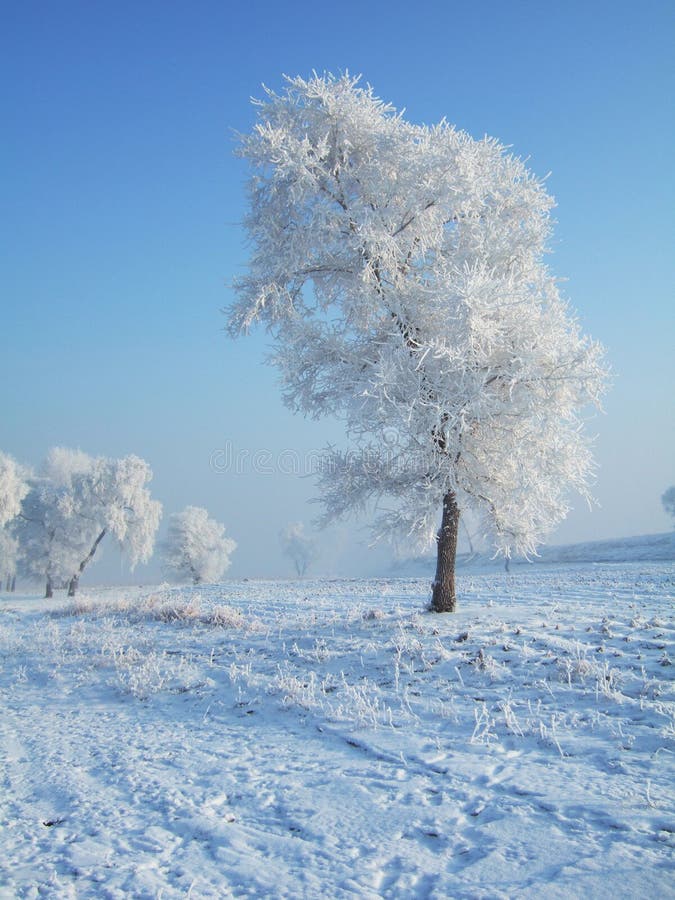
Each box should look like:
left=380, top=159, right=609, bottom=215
left=2, top=0, right=674, bottom=580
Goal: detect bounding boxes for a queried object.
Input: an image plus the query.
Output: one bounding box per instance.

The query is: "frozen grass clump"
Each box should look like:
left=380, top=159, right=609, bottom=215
left=202, top=604, right=247, bottom=628
left=51, top=589, right=254, bottom=631
left=145, top=594, right=203, bottom=623
left=108, top=644, right=208, bottom=700
left=270, top=665, right=395, bottom=730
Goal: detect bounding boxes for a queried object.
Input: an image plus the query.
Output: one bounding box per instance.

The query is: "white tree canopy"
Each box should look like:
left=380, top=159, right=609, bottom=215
left=71, top=453, right=163, bottom=570
left=230, top=73, right=609, bottom=559
left=162, top=506, right=236, bottom=585
left=0, top=451, right=29, bottom=528
left=279, top=521, right=317, bottom=576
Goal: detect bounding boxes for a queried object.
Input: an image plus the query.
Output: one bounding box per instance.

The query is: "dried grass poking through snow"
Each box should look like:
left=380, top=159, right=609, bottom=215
left=53, top=589, right=258, bottom=631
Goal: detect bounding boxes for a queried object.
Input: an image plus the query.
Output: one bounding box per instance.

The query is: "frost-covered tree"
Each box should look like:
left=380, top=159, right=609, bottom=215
left=15, top=450, right=91, bottom=597
left=162, top=506, right=236, bottom=584
left=229, top=74, right=609, bottom=611
left=0, top=528, right=19, bottom=591
left=662, top=487, right=675, bottom=526
left=15, top=484, right=57, bottom=596
left=17, top=448, right=162, bottom=597
left=0, top=451, right=30, bottom=592
left=64, top=452, right=162, bottom=596
left=0, top=451, right=29, bottom=528
left=280, top=521, right=317, bottom=576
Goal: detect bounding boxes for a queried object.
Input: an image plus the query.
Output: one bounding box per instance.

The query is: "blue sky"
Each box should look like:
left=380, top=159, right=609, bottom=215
left=2, top=0, right=674, bottom=580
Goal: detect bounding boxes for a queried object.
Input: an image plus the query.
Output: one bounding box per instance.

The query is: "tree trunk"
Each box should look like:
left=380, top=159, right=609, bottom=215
left=430, top=491, right=460, bottom=613
left=10, top=575, right=16, bottom=592
left=68, top=528, right=107, bottom=597
left=45, top=574, right=54, bottom=599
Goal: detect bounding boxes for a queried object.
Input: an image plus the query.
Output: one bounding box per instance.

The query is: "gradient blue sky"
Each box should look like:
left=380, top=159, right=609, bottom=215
left=2, top=0, right=674, bottom=580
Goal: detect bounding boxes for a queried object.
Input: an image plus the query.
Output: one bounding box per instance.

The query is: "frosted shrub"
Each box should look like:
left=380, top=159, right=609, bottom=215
left=655, top=702, right=675, bottom=739
left=332, top=675, right=390, bottom=729
left=559, top=651, right=622, bottom=701
left=560, top=655, right=596, bottom=685
left=470, top=647, right=504, bottom=680
left=270, top=664, right=393, bottom=729
left=49, top=589, right=252, bottom=632
left=162, top=506, right=236, bottom=585
left=110, top=645, right=204, bottom=700
left=471, top=702, right=497, bottom=744
left=497, top=698, right=525, bottom=737
left=203, top=605, right=246, bottom=628
left=272, top=668, right=319, bottom=711
left=362, top=608, right=384, bottom=622
left=594, top=663, right=622, bottom=702
left=52, top=595, right=97, bottom=617
left=149, top=596, right=202, bottom=623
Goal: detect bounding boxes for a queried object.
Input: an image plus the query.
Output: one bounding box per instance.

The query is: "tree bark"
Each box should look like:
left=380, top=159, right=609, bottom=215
left=45, top=574, right=54, bottom=599
left=430, top=491, right=460, bottom=612
left=68, top=528, right=107, bottom=597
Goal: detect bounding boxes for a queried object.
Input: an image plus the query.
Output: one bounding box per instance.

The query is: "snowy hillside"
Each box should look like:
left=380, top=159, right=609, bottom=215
left=1, top=563, right=673, bottom=898
left=395, top=531, right=675, bottom=576
left=534, top=530, right=675, bottom=564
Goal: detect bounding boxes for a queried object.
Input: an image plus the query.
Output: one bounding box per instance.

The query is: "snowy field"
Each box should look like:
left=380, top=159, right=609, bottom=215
left=1, top=563, right=674, bottom=899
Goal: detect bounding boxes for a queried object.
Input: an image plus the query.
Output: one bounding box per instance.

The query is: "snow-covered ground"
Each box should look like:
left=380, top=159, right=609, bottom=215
left=1, top=563, right=673, bottom=898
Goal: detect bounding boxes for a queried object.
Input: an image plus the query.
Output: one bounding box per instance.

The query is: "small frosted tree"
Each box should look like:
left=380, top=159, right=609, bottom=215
left=15, top=450, right=91, bottom=597
left=0, top=451, right=30, bottom=592
left=162, top=506, right=236, bottom=584
left=17, top=448, right=162, bottom=597
left=0, top=528, right=18, bottom=591
left=662, top=487, right=675, bottom=526
left=280, top=522, right=317, bottom=576
left=64, top=452, right=162, bottom=596
left=229, top=74, right=609, bottom=611
left=0, top=451, right=29, bottom=528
